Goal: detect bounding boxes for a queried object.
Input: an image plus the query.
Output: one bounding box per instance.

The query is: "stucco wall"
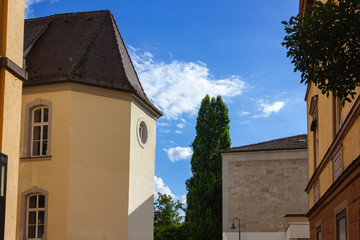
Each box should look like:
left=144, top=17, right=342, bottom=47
left=0, top=0, right=25, bottom=238
left=18, top=88, right=72, bottom=239
left=17, top=83, right=158, bottom=240
left=222, top=149, right=308, bottom=238
left=128, top=99, right=157, bottom=240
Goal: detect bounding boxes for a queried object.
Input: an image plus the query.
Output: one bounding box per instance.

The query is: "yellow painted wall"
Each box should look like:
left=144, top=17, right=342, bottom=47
left=308, top=188, right=314, bottom=210
left=319, top=161, right=332, bottom=197
left=66, top=87, right=132, bottom=240
left=17, top=89, right=72, bottom=239
left=18, top=83, right=158, bottom=240
left=128, top=100, right=156, bottom=240
left=306, top=83, right=360, bottom=210
left=0, top=0, right=25, bottom=239
left=342, top=116, right=360, bottom=169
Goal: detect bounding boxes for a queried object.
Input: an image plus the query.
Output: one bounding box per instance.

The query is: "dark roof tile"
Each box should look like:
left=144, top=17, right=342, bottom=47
left=24, top=10, right=161, bottom=117
left=221, top=134, right=307, bottom=153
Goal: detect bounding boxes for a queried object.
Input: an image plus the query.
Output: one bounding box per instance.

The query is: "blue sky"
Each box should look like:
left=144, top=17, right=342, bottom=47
left=26, top=0, right=307, bottom=204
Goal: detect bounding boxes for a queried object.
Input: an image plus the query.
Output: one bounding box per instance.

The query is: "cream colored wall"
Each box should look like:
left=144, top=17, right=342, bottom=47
left=0, top=0, right=25, bottom=239
left=65, top=86, right=132, bottom=240
left=18, top=89, right=72, bottom=239
left=128, top=99, right=156, bottom=240
left=17, top=83, right=160, bottom=240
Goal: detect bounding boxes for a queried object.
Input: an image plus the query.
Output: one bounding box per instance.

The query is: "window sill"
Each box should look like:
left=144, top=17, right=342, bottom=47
left=20, top=155, right=52, bottom=161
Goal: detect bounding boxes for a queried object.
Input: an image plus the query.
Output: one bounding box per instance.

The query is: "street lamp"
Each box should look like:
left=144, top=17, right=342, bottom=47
left=231, top=217, right=241, bottom=240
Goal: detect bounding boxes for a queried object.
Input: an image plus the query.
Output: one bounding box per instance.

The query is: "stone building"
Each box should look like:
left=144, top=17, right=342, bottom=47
left=16, top=10, right=162, bottom=240
left=221, top=134, right=309, bottom=240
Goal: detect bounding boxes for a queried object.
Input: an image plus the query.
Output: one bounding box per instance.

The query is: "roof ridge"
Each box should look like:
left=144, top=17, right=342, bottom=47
left=222, top=134, right=307, bottom=152
left=25, top=10, right=109, bottom=21
left=67, top=12, right=109, bottom=81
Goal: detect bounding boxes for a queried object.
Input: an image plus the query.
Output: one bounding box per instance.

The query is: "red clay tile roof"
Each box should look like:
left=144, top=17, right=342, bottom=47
left=221, top=134, right=307, bottom=153
left=24, top=10, right=162, bottom=117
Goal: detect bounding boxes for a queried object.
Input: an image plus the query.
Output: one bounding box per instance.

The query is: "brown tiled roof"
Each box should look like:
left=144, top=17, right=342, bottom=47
left=24, top=10, right=162, bottom=117
left=221, top=134, right=307, bottom=153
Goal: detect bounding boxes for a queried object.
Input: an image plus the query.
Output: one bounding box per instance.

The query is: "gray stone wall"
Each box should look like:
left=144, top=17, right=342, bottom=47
left=223, top=150, right=308, bottom=233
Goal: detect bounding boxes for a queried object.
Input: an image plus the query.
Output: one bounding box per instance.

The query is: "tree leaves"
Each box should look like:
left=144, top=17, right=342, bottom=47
left=185, top=95, right=231, bottom=240
left=282, top=0, right=360, bottom=104
left=154, top=193, right=187, bottom=240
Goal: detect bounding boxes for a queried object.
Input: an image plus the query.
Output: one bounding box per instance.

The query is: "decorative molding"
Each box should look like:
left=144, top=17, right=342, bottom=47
left=305, top=98, right=360, bottom=192
left=0, top=56, right=27, bottom=81
left=306, top=154, right=360, bottom=218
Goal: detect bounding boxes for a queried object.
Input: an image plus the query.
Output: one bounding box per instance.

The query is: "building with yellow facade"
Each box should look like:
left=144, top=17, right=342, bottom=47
left=300, top=1, right=360, bottom=239
left=16, top=10, right=162, bottom=240
left=0, top=0, right=26, bottom=239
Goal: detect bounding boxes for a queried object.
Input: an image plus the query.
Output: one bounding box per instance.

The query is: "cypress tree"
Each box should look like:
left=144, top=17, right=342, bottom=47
left=185, top=95, right=231, bottom=240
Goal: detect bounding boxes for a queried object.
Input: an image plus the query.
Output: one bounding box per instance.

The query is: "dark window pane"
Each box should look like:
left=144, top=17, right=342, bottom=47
left=42, top=141, right=47, bottom=156
left=43, top=125, right=48, bottom=140
left=43, top=108, right=49, bottom=122
left=33, top=141, right=40, bottom=156
left=338, top=217, right=346, bottom=240
left=33, top=126, right=41, bottom=140
left=34, top=109, right=41, bottom=123
left=38, top=211, right=44, bottom=224
left=38, top=195, right=45, bottom=208
left=29, top=195, right=37, bottom=208
left=28, top=225, right=36, bottom=238
left=38, top=225, right=44, bottom=238
left=28, top=211, right=36, bottom=224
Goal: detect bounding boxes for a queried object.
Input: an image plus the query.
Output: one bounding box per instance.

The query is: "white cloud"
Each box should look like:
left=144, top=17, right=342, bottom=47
left=129, top=47, right=247, bottom=119
left=154, top=176, right=175, bottom=200
left=25, top=0, right=57, bottom=18
left=253, top=101, right=285, bottom=118
left=179, top=194, right=187, bottom=205
left=154, top=176, right=187, bottom=207
left=261, top=101, right=285, bottom=115
left=175, top=130, right=182, bottom=134
left=163, top=146, right=193, bottom=162
left=157, top=122, right=169, bottom=127
left=240, top=111, right=251, bottom=116
left=176, top=123, right=185, bottom=128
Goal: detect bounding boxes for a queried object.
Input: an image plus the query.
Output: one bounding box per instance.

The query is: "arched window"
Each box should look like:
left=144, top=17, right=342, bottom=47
left=20, top=187, right=48, bottom=240
left=26, top=194, right=46, bottom=239
left=31, top=107, right=49, bottom=157
left=22, top=99, right=52, bottom=159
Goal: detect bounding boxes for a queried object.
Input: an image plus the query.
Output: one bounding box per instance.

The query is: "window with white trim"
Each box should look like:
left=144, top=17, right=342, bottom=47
left=23, top=99, right=52, bottom=159
left=137, top=117, right=149, bottom=148
left=26, top=194, right=46, bottom=239
left=31, top=107, right=49, bottom=157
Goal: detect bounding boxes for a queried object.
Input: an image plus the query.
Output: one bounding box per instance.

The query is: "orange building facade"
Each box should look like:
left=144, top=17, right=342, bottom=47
left=301, top=1, right=360, bottom=240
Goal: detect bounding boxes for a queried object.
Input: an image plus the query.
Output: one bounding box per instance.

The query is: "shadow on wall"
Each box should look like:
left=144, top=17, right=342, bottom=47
left=128, top=194, right=155, bottom=240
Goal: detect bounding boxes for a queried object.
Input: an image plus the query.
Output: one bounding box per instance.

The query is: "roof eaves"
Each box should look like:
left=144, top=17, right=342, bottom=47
left=220, top=146, right=308, bottom=153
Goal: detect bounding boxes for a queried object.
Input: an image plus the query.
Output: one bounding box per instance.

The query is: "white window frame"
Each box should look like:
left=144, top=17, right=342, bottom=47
left=20, top=187, right=49, bottom=240
left=31, top=107, right=49, bottom=157
left=136, top=117, right=149, bottom=148
left=22, top=99, right=52, bottom=159
left=26, top=194, right=46, bottom=239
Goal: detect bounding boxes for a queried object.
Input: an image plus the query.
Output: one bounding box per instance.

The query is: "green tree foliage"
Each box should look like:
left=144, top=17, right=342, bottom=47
left=282, top=0, right=360, bottom=103
left=185, top=95, right=231, bottom=240
left=154, top=193, right=187, bottom=240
